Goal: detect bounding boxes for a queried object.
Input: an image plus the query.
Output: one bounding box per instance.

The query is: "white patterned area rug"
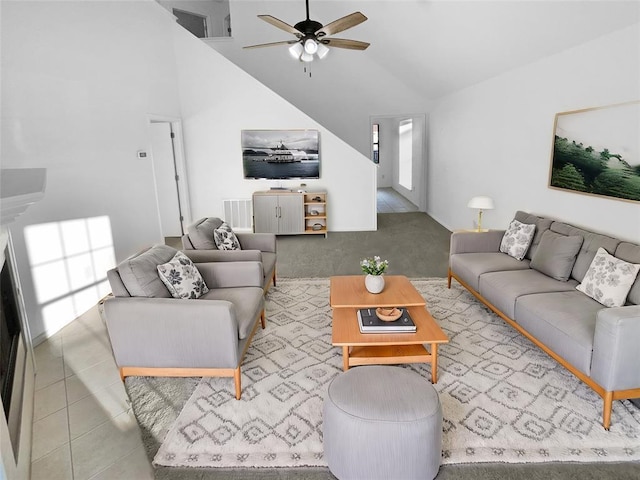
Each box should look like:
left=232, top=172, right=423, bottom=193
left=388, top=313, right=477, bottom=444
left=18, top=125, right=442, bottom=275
left=153, top=278, right=640, bottom=469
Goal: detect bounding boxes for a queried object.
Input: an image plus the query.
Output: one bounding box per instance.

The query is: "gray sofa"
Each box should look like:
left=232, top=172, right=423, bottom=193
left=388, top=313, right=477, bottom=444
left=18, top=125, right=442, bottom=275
left=104, top=245, right=265, bottom=399
left=181, top=217, right=277, bottom=292
left=448, top=211, right=640, bottom=429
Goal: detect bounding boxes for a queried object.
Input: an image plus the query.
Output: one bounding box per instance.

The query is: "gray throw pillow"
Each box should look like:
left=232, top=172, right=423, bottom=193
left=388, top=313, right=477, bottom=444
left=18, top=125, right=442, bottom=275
left=530, top=230, right=584, bottom=282
left=189, top=217, right=224, bottom=249
left=214, top=222, right=242, bottom=250
left=117, top=244, right=177, bottom=298
left=499, top=219, right=536, bottom=261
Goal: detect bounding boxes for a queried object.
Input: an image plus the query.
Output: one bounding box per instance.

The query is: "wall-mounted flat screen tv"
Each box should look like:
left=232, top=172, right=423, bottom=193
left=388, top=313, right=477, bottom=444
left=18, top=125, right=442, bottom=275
left=242, top=129, right=320, bottom=179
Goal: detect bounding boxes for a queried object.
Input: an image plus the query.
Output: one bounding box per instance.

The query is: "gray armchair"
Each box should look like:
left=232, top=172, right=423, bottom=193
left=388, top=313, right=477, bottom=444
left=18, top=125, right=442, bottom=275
left=182, top=217, right=277, bottom=292
left=103, top=245, right=265, bottom=399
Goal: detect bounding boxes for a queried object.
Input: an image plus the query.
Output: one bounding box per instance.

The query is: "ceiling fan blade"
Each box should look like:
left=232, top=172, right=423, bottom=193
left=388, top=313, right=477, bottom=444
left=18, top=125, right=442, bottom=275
left=315, top=12, right=367, bottom=37
left=244, top=40, right=299, bottom=49
left=258, top=15, right=302, bottom=35
left=323, top=38, right=370, bottom=50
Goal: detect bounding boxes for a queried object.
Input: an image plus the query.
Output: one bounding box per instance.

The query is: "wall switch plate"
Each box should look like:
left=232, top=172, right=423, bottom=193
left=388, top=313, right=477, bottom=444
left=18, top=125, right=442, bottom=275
left=137, top=150, right=148, bottom=159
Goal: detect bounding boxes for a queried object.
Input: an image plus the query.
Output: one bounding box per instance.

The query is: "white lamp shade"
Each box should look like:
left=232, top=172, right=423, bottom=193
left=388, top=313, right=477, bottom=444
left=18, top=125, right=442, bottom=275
left=289, top=42, right=303, bottom=59
left=300, top=52, right=314, bottom=62
left=303, top=38, right=318, bottom=54
left=467, top=196, right=495, bottom=210
left=316, top=42, right=330, bottom=59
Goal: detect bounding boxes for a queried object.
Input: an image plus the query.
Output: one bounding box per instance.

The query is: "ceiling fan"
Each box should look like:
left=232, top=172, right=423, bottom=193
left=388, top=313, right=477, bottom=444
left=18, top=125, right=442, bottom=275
left=243, top=0, right=369, bottom=62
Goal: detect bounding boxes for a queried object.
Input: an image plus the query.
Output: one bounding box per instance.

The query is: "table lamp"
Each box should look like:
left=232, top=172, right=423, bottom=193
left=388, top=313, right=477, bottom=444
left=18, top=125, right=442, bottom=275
left=467, top=196, right=494, bottom=232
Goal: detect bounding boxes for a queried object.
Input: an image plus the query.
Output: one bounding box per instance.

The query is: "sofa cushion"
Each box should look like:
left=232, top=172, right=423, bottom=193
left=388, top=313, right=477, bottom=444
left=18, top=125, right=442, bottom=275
left=157, top=251, right=209, bottom=299
left=117, top=245, right=177, bottom=298
left=479, top=269, right=578, bottom=319
left=450, top=252, right=531, bottom=291
left=214, top=222, right=242, bottom=250
left=188, top=217, right=224, bottom=249
left=549, top=221, right=620, bottom=282
left=514, top=211, right=553, bottom=260
left=499, top=219, right=536, bottom=261
left=201, top=286, right=264, bottom=340
left=515, top=291, right=603, bottom=376
left=530, top=230, right=583, bottom=282
left=576, top=247, right=640, bottom=308
left=615, top=242, right=640, bottom=305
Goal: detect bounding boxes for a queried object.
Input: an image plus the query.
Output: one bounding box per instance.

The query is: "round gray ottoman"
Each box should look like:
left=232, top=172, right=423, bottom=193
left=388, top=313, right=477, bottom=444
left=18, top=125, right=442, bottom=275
left=323, top=365, right=442, bottom=480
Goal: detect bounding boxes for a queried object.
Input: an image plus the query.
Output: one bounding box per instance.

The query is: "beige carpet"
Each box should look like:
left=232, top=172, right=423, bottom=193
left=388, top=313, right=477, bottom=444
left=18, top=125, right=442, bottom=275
left=151, top=278, right=640, bottom=469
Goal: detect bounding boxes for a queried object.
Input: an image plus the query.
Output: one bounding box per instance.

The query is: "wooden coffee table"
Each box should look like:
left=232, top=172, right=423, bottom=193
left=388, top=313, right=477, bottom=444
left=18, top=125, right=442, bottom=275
left=330, top=275, right=449, bottom=383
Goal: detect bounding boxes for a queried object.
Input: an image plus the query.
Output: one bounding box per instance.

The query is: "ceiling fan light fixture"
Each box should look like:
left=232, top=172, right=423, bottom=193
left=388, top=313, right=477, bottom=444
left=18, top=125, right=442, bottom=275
left=289, top=42, right=303, bottom=59
left=303, top=38, right=318, bottom=55
left=316, top=42, right=329, bottom=59
left=300, top=51, right=314, bottom=62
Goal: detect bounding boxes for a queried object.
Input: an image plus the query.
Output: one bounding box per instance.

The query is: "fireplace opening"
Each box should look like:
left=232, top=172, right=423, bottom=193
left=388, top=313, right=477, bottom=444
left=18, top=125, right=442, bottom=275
left=1, top=252, right=25, bottom=458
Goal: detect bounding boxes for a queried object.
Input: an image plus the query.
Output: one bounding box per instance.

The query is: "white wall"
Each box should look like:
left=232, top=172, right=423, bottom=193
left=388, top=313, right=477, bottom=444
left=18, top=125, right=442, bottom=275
left=1, top=0, right=182, bottom=340
left=428, top=23, right=640, bottom=241
left=172, top=23, right=377, bottom=232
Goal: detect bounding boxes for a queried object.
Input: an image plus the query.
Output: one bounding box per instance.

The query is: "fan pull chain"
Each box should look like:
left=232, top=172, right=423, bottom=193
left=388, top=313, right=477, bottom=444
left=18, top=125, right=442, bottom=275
left=303, top=65, right=312, bottom=78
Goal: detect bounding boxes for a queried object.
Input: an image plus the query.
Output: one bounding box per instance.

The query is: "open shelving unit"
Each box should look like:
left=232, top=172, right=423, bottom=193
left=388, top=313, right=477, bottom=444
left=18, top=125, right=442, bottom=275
left=303, top=192, right=327, bottom=236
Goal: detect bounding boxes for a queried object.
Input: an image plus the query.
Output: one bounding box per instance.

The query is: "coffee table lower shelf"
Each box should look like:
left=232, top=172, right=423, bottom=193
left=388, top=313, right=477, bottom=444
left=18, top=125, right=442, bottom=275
left=340, top=343, right=440, bottom=382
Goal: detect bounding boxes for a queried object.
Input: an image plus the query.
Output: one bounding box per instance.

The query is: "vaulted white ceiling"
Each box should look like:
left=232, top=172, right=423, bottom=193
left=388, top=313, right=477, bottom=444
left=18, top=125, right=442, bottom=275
left=205, top=1, right=639, bottom=155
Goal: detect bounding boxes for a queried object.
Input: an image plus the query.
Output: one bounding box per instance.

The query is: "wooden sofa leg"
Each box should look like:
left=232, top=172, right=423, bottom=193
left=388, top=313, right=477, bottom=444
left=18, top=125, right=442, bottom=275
left=273, top=269, right=276, bottom=287
left=603, top=391, right=613, bottom=430
left=260, top=310, right=266, bottom=329
left=234, top=367, right=242, bottom=400
left=447, top=268, right=452, bottom=288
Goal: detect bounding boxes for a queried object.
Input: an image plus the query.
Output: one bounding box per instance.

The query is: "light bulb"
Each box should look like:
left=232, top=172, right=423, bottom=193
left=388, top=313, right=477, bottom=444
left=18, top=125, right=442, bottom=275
left=303, top=38, right=318, bottom=55
left=300, top=52, right=314, bottom=62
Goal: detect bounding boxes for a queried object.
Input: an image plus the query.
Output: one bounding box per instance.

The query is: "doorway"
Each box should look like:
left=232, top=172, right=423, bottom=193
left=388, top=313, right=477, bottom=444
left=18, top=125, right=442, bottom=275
left=370, top=114, right=427, bottom=213
left=148, top=118, right=191, bottom=239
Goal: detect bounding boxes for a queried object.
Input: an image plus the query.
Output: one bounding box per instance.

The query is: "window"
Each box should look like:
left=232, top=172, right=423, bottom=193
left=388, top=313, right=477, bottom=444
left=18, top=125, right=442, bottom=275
left=372, top=123, right=379, bottom=164
left=399, top=119, right=413, bottom=190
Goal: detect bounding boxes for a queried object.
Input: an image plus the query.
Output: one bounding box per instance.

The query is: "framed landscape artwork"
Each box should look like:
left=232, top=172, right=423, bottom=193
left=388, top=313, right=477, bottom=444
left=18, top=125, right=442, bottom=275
left=548, top=101, right=640, bottom=203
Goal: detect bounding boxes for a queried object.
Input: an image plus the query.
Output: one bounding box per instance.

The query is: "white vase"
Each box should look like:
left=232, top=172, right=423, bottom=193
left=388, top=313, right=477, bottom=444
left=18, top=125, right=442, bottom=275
left=365, top=274, right=385, bottom=294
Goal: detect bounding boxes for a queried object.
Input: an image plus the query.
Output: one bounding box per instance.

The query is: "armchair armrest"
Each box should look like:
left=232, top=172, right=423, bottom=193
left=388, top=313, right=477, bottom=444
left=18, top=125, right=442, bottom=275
left=591, top=305, right=640, bottom=391
left=182, top=249, right=262, bottom=263
left=103, top=297, right=241, bottom=369
left=450, top=230, right=505, bottom=255
left=196, top=261, right=263, bottom=289
left=237, top=233, right=277, bottom=253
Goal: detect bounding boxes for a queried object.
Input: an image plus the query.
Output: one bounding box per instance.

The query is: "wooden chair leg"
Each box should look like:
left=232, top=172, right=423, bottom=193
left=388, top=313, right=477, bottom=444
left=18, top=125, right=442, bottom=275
left=603, top=391, right=613, bottom=430
left=234, top=367, right=242, bottom=400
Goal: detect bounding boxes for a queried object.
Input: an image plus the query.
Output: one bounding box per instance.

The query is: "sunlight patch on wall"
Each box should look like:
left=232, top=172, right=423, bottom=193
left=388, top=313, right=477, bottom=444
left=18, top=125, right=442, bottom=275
left=24, top=216, right=115, bottom=333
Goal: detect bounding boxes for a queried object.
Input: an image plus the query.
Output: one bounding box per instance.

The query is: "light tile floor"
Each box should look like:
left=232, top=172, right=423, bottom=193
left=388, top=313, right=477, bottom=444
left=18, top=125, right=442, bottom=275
left=31, top=304, right=153, bottom=480
left=377, top=187, right=419, bottom=213
left=29, top=193, right=414, bottom=479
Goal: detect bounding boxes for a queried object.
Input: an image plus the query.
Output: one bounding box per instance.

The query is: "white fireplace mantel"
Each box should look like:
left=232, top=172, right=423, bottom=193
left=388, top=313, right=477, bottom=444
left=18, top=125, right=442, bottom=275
left=0, top=168, right=46, bottom=480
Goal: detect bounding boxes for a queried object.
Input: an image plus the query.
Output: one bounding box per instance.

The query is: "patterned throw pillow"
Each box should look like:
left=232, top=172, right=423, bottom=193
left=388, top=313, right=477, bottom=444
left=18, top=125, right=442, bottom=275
left=576, top=247, right=640, bottom=307
left=214, top=222, right=242, bottom=250
left=499, top=219, right=536, bottom=261
left=157, top=251, right=209, bottom=299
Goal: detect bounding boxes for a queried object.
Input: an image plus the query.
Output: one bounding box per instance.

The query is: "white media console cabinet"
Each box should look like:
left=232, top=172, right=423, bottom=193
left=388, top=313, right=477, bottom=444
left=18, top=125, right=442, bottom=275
left=253, top=190, right=327, bottom=236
